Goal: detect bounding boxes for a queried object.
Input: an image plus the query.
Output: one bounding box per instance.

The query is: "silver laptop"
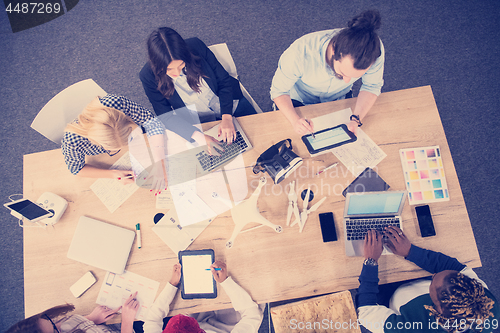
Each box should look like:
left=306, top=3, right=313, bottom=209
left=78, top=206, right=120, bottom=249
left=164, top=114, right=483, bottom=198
left=67, top=216, right=135, bottom=274
left=344, top=190, right=407, bottom=257
left=195, top=117, right=253, bottom=174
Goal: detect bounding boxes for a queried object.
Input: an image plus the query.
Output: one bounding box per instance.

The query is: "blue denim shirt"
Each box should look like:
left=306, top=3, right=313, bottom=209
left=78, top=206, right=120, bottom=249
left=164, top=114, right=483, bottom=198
left=270, top=29, right=385, bottom=105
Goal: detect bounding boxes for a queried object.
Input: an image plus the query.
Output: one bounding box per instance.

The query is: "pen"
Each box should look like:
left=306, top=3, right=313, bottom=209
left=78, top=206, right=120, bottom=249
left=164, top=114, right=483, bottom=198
left=205, top=268, right=222, bottom=271
left=305, top=118, right=315, bottom=139
left=135, top=223, right=141, bottom=249
left=316, top=162, right=339, bottom=175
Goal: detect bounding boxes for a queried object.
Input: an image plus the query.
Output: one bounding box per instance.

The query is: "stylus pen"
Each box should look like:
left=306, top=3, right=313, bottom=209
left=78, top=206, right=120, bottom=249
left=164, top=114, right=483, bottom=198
left=135, top=223, right=141, bottom=249
left=316, top=162, right=339, bottom=175
left=305, top=119, right=315, bottom=139
left=205, top=268, right=222, bottom=271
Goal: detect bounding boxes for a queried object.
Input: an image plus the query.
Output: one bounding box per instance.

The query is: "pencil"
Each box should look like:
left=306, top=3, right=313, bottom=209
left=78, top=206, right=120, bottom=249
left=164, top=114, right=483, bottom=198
left=316, top=162, right=339, bottom=175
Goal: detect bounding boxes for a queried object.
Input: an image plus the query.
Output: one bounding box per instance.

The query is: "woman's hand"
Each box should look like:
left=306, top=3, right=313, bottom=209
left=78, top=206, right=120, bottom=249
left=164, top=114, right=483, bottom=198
left=293, top=118, right=314, bottom=136
left=384, top=226, right=412, bottom=257
left=169, top=263, right=182, bottom=287
left=111, top=169, right=135, bottom=185
left=148, top=160, right=168, bottom=196
left=364, top=230, right=383, bottom=262
left=84, top=305, right=120, bottom=324
left=121, top=292, right=140, bottom=325
left=210, top=261, right=228, bottom=283
left=191, top=132, right=223, bottom=156
left=218, top=114, right=236, bottom=144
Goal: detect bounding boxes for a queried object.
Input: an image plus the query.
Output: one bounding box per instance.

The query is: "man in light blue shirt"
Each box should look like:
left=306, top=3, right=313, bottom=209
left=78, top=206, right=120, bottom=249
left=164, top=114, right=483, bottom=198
left=271, top=10, right=384, bottom=135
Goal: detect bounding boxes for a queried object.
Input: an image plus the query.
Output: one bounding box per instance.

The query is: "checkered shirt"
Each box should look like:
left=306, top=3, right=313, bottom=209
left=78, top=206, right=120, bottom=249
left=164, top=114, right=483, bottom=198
left=57, top=314, right=122, bottom=333
left=62, top=94, right=164, bottom=175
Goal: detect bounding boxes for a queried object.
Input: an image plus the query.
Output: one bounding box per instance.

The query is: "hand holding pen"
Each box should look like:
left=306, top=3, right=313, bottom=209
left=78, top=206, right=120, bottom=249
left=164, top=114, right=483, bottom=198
left=294, top=117, right=315, bottom=136
left=210, top=261, right=228, bottom=283
left=114, top=170, right=135, bottom=185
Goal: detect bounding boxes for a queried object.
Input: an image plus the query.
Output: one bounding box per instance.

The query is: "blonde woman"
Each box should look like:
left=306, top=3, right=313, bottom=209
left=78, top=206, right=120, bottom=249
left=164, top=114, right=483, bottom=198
left=62, top=94, right=167, bottom=192
left=5, top=293, right=139, bottom=333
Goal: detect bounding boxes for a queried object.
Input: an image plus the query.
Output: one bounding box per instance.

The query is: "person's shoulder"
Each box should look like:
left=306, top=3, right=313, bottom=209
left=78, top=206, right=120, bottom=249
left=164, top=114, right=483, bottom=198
left=294, top=29, right=339, bottom=44
left=62, top=130, right=87, bottom=148
left=99, top=94, right=124, bottom=108
left=185, top=37, right=208, bottom=54
left=286, top=29, right=339, bottom=54
left=139, top=62, right=154, bottom=80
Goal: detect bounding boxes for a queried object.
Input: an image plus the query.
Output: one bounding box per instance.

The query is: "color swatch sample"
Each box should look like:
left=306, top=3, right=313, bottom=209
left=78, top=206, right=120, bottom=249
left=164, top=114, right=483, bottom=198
left=400, top=146, right=449, bottom=205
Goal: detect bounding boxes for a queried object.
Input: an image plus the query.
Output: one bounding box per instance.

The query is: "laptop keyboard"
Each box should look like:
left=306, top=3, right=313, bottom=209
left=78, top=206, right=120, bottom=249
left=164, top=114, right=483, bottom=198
left=196, top=131, right=248, bottom=172
left=346, top=218, right=401, bottom=240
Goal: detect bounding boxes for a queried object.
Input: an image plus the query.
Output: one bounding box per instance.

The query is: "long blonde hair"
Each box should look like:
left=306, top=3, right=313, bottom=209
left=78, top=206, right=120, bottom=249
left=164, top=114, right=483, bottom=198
left=5, top=304, right=78, bottom=333
left=65, top=98, right=136, bottom=150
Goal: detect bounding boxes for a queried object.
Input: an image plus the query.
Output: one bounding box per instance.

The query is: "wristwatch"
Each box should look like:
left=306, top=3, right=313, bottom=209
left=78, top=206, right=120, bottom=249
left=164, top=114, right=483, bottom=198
left=363, top=258, right=378, bottom=266
left=350, top=114, right=363, bottom=127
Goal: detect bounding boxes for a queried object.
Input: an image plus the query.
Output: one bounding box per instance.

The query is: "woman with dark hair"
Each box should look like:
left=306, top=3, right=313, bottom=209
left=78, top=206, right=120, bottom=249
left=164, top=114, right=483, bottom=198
left=271, top=10, right=384, bottom=135
left=140, top=27, right=256, bottom=146
left=5, top=293, right=139, bottom=333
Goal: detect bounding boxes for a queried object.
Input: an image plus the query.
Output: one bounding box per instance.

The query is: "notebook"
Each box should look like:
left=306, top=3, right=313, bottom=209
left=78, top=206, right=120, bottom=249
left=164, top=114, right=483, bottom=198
left=343, top=190, right=407, bottom=257
left=67, top=216, right=135, bottom=274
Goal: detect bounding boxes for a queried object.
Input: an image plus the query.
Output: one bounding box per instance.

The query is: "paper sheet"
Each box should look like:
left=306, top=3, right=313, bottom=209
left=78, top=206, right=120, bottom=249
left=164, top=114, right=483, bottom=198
left=90, top=152, right=139, bottom=213
left=169, top=181, right=217, bottom=227
left=311, top=108, right=386, bottom=176
left=96, top=270, right=159, bottom=321
left=156, top=189, right=174, bottom=210
left=152, top=209, right=212, bottom=254
left=331, top=130, right=387, bottom=176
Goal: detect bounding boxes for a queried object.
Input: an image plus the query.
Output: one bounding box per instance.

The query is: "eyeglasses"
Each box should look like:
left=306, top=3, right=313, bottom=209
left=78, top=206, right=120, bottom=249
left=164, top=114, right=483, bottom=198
left=43, top=314, right=60, bottom=333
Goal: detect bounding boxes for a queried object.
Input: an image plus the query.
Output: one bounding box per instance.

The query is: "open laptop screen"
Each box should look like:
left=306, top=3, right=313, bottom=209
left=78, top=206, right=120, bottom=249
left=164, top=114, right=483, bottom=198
left=347, top=192, right=405, bottom=215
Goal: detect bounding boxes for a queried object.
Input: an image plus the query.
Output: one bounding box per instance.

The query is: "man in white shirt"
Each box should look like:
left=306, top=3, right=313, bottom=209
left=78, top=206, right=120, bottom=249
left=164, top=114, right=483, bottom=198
left=270, top=10, right=384, bottom=135
left=143, top=262, right=263, bottom=333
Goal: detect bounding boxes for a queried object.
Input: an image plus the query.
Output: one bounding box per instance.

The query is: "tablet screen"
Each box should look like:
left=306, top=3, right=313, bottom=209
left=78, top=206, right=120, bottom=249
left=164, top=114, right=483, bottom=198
left=306, top=126, right=351, bottom=151
left=182, top=253, right=214, bottom=294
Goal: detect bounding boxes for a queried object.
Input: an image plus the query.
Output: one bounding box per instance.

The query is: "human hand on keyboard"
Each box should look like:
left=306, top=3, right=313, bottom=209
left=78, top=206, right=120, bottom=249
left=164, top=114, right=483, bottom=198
left=218, top=114, right=236, bottom=144
left=384, top=226, right=411, bottom=257
left=364, top=230, right=383, bottom=262
left=205, top=135, right=223, bottom=157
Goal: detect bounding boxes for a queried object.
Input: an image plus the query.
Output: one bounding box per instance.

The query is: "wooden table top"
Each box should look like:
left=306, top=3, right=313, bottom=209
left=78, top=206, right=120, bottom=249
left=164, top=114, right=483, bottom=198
left=23, top=85, right=480, bottom=320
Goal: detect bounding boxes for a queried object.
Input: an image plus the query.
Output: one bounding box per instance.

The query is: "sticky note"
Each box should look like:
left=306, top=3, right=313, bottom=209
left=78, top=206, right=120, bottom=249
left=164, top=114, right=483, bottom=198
left=432, top=179, right=442, bottom=188
left=423, top=191, right=433, bottom=200
left=413, top=192, right=423, bottom=201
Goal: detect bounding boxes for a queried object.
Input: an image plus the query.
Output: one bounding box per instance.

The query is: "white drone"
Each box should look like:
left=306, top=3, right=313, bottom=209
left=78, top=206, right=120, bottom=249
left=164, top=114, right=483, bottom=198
left=212, top=176, right=283, bottom=248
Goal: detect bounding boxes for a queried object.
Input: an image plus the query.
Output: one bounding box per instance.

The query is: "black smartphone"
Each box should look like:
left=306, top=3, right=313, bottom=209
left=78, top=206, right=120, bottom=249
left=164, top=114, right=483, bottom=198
left=319, top=212, right=337, bottom=242
left=415, top=205, right=436, bottom=237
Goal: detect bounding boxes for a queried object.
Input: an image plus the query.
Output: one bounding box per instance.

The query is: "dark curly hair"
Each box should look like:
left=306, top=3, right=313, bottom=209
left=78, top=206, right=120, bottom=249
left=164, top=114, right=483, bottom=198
left=424, top=272, right=496, bottom=332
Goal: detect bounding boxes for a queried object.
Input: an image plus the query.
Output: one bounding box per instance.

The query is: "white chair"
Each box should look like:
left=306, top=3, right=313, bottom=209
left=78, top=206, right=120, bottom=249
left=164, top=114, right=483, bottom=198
left=208, top=43, right=263, bottom=114
left=31, top=79, right=107, bottom=144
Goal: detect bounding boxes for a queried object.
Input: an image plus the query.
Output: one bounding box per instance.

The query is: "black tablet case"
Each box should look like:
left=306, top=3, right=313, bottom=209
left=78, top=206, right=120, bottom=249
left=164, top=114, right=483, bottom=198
left=179, top=249, right=217, bottom=299
left=342, top=167, right=390, bottom=197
